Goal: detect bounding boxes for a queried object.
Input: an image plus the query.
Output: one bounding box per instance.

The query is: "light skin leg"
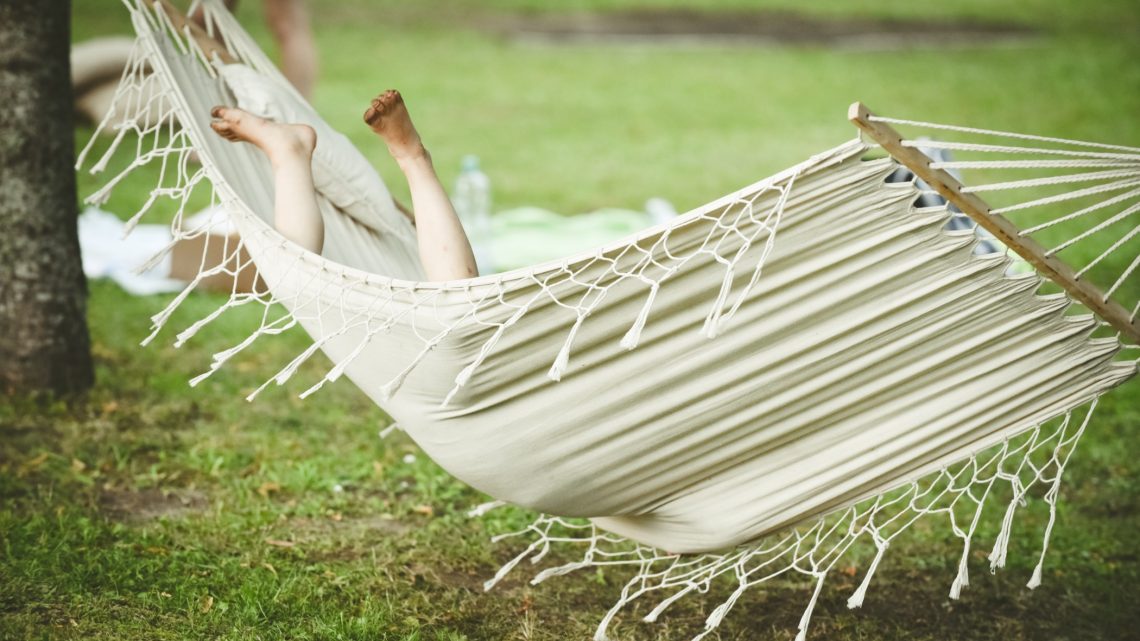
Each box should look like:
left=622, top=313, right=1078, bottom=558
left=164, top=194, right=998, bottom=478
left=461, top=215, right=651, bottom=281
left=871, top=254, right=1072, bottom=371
left=207, top=93, right=477, bottom=281
left=208, top=106, right=324, bottom=254
left=364, top=90, right=478, bottom=281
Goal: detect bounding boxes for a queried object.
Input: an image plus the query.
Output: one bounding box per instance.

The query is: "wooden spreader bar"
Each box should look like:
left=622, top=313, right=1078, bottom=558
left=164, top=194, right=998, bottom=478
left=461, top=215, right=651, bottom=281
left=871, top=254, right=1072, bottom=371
left=849, top=102, right=1139, bottom=344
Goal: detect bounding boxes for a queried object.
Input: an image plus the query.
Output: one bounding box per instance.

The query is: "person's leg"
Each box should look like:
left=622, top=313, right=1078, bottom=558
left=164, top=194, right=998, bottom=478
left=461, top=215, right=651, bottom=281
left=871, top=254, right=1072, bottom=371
left=263, top=0, right=318, bottom=99
left=364, top=90, right=478, bottom=281
left=209, top=106, right=324, bottom=254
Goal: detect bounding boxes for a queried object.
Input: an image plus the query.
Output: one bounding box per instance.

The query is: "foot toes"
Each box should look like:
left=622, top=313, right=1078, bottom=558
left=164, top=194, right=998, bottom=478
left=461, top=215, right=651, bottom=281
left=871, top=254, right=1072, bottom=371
left=211, top=106, right=246, bottom=124
left=370, top=90, right=402, bottom=112
left=210, top=121, right=240, bottom=141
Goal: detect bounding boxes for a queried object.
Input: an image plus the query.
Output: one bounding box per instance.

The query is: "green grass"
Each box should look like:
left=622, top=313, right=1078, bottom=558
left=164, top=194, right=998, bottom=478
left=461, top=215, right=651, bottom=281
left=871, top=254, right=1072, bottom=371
left=4, top=1, right=1139, bottom=639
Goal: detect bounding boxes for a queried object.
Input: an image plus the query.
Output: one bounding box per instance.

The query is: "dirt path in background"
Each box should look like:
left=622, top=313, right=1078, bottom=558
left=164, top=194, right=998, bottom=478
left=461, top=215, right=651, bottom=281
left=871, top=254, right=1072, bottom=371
left=483, top=9, right=1037, bottom=49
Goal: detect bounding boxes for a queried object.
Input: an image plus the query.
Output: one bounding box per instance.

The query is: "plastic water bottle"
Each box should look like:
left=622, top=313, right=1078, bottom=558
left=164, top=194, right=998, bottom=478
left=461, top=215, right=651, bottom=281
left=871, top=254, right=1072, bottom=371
left=645, top=197, right=677, bottom=225
left=453, top=155, right=494, bottom=274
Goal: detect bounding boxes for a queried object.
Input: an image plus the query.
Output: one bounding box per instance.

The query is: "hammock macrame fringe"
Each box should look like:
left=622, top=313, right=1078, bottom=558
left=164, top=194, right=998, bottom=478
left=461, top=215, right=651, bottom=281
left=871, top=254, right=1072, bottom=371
left=481, top=401, right=1096, bottom=641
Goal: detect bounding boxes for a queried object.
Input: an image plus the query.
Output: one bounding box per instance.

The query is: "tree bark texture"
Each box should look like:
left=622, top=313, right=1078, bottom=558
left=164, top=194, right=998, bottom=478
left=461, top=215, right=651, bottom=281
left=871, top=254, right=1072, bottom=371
left=0, top=0, right=94, bottom=394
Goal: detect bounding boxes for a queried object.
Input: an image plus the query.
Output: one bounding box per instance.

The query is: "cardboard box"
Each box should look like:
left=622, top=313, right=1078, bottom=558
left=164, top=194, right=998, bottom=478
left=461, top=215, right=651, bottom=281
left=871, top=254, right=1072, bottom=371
left=169, top=232, right=264, bottom=294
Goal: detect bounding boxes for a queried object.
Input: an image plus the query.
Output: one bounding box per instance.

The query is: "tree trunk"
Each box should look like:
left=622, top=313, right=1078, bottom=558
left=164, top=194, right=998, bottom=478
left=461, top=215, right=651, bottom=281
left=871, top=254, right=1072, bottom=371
left=0, top=0, right=94, bottom=394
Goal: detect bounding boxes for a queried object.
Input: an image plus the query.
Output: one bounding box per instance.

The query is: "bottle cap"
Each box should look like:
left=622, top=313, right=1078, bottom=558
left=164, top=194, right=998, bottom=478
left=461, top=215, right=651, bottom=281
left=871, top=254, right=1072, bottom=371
left=461, top=154, right=480, bottom=172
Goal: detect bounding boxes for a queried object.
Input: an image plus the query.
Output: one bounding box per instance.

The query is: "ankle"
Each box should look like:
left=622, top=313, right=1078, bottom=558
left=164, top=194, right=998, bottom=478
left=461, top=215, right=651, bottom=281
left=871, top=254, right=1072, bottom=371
left=391, top=143, right=430, bottom=167
left=267, top=140, right=315, bottom=168
left=268, top=147, right=312, bottom=172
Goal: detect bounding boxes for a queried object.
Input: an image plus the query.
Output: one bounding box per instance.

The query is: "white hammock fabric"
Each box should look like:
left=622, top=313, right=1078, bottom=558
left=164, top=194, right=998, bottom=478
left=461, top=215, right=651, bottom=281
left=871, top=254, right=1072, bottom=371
left=82, top=2, right=1140, bottom=639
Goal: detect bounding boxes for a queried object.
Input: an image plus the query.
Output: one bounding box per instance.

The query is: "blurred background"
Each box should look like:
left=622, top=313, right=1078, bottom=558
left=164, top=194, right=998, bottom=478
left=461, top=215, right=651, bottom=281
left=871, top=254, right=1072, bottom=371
left=72, top=0, right=1140, bottom=217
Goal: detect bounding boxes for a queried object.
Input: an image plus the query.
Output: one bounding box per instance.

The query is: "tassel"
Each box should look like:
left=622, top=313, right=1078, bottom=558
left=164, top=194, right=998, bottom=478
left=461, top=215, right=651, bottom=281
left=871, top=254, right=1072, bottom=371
left=594, top=597, right=628, bottom=641
left=548, top=342, right=571, bottom=381
left=134, top=238, right=180, bottom=274
left=988, top=495, right=1020, bottom=571
left=189, top=331, right=259, bottom=384
left=1027, top=564, right=1043, bottom=590
left=704, top=601, right=732, bottom=632
left=123, top=190, right=162, bottom=235
left=298, top=380, right=326, bottom=399
left=330, top=337, right=369, bottom=382
left=146, top=281, right=200, bottom=341
left=174, top=317, right=212, bottom=347
left=174, top=296, right=255, bottom=348
left=444, top=305, right=529, bottom=404
left=89, top=127, right=130, bottom=175
left=620, top=285, right=658, bottom=350
left=1029, top=476, right=1064, bottom=590
left=532, top=561, right=591, bottom=585
left=188, top=366, right=219, bottom=388
left=548, top=315, right=586, bottom=382
left=702, top=266, right=735, bottom=339
left=76, top=83, right=121, bottom=170
left=299, top=336, right=369, bottom=399
left=380, top=338, right=441, bottom=401
left=466, top=500, right=504, bottom=518
left=949, top=541, right=971, bottom=599
left=441, top=379, right=467, bottom=407
left=143, top=284, right=201, bottom=346
left=484, top=539, right=544, bottom=592
left=452, top=361, right=478, bottom=389
left=701, top=579, right=750, bottom=639
left=795, top=572, right=827, bottom=641
left=848, top=539, right=889, bottom=608
left=378, top=369, right=410, bottom=401
left=644, top=585, right=695, bottom=623
left=245, top=375, right=276, bottom=401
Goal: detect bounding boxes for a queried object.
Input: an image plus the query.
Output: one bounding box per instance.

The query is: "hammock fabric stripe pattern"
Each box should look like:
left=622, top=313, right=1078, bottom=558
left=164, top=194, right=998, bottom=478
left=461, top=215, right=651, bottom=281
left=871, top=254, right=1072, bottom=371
left=81, top=2, right=1139, bottom=639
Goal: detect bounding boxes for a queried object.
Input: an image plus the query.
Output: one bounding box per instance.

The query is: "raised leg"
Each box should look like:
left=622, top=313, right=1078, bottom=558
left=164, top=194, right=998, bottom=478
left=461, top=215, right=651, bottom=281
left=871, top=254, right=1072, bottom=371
left=209, top=106, right=324, bottom=254
left=364, top=90, right=478, bottom=281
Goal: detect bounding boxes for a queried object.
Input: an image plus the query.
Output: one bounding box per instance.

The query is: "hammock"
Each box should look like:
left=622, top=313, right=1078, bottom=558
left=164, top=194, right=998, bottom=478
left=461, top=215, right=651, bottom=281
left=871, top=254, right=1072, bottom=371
left=82, top=1, right=1140, bottom=639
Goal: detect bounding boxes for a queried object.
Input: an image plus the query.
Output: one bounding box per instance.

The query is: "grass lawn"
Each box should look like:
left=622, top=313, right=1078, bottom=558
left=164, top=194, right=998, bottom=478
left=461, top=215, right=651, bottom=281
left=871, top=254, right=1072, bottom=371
left=3, top=0, right=1139, bottom=639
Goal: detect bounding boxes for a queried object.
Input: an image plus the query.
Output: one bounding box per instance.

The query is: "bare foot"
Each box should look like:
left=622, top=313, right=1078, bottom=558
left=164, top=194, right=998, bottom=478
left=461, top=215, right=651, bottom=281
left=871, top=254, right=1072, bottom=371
left=209, top=106, right=316, bottom=164
left=363, top=90, right=425, bottom=161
